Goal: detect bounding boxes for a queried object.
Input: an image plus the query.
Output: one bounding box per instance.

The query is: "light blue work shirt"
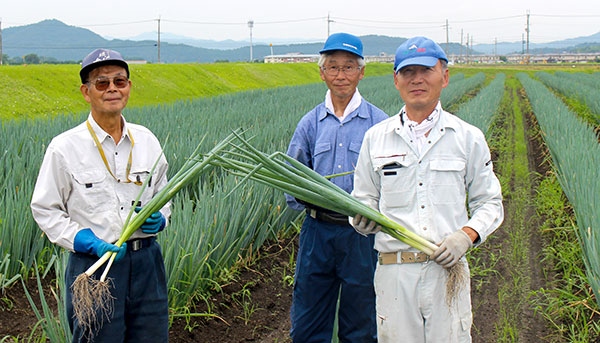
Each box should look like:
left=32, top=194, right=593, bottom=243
left=286, top=96, right=389, bottom=211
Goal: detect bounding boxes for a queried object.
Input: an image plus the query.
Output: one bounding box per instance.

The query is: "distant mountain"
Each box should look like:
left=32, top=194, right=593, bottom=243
left=473, top=31, right=600, bottom=55
left=4, top=19, right=598, bottom=63
left=3, top=20, right=409, bottom=63
left=125, top=32, right=323, bottom=50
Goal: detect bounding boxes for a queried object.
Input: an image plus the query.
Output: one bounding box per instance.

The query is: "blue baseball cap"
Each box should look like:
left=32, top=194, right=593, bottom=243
left=320, top=33, right=364, bottom=59
left=394, top=36, right=448, bottom=73
left=80, top=48, right=129, bottom=83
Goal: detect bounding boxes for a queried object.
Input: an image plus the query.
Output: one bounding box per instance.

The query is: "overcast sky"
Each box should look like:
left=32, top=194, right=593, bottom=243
left=3, top=0, right=600, bottom=45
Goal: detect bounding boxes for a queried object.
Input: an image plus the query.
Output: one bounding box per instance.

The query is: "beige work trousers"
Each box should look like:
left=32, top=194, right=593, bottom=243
left=374, top=257, right=472, bottom=343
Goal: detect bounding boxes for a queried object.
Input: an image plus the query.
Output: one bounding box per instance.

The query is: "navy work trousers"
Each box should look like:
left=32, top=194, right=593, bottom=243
left=65, top=239, right=169, bottom=343
left=290, top=215, right=378, bottom=343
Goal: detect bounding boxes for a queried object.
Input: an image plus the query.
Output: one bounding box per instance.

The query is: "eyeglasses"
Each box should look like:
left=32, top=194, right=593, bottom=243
left=89, top=76, right=129, bottom=91
left=321, top=65, right=362, bottom=76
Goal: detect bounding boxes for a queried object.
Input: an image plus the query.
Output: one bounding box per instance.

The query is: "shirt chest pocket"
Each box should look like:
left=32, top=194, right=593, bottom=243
left=313, top=142, right=331, bottom=173
left=374, top=158, right=414, bottom=208
left=429, top=159, right=466, bottom=205
left=129, top=169, right=154, bottom=205
left=71, top=169, right=114, bottom=212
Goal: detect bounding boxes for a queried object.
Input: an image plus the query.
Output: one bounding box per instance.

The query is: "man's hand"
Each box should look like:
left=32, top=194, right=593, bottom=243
left=350, top=214, right=382, bottom=235
left=431, top=229, right=473, bottom=268
left=73, top=228, right=127, bottom=261
left=135, top=207, right=166, bottom=234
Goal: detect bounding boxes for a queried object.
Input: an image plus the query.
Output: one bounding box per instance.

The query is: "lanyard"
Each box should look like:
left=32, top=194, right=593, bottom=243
left=86, top=120, right=143, bottom=185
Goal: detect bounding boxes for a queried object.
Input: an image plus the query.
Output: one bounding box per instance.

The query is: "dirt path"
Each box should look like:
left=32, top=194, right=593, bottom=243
left=470, top=76, right=550, bottom=342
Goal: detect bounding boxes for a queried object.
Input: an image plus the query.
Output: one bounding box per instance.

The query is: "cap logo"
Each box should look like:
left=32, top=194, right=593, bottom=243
left=417, top=48, right=426, bottom=52
left=408, top=44, right=418, bottom=50
left=93, top=50, right=111, bottom=63
left=342, top=43, right=357, bottom=50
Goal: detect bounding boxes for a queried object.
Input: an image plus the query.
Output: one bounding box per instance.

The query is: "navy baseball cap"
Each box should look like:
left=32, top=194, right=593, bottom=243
left=320, top=33, right=364, bottom=59
left=394, top=37, right=448, bottom=73
left=80, top=48, right=129, bottom=83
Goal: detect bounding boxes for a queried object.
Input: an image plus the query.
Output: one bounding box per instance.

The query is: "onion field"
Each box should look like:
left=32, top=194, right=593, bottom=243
left=1, top=65, right=599, bottom=342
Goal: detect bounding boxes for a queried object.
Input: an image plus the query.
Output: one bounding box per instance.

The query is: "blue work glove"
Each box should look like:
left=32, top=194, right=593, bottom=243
left=73, top=228, right=127, bottom=262
left=135, top=207, right=166, bottom=234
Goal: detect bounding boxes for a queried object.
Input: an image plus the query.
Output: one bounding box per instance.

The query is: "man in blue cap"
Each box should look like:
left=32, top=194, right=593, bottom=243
left=350, top=36, right=503, bottom=342
left=31, top=48, right=170, bottom=342
left=286, top=32, right=388, bottom=342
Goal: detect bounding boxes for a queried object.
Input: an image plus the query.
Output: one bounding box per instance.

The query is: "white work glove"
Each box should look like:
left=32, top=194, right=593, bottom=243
left=349, top=214, right=381, bottom=235
left=431, top=230, right=473, bottom=268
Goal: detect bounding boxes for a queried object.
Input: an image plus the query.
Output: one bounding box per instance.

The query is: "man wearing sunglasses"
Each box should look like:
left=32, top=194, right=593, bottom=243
left=31, top=48, right=170, bottom=342
left=286, top=33, right=388, bottom=342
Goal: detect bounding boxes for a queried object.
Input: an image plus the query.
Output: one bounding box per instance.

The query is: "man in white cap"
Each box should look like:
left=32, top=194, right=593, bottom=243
left=31, top=48, right=170, bottom=342
left=350, top=36, right=503, bottom=342
left=286, top=32, right=388, bottom=342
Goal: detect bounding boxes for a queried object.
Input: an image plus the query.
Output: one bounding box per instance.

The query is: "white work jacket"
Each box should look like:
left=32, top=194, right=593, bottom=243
left=352, top=106, right=503, bottom=253
left=31, top=114, right=170, bottom=251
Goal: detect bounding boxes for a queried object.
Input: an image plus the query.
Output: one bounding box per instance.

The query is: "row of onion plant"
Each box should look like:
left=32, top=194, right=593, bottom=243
left=517, top=73, right=600, bottom=308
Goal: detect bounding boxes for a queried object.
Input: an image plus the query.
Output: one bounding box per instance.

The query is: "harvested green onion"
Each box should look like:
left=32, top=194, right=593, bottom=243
left=209, top=131, right=438, bottom=255
left=71, top=130, right=240, bottom=336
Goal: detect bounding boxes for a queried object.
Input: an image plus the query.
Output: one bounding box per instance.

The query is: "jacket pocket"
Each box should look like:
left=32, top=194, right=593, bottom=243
left=71, top=169, right=114, bottom=212
left=429, top=159, right=466, bottom=205
left=374, top=157, right=414, bottom=208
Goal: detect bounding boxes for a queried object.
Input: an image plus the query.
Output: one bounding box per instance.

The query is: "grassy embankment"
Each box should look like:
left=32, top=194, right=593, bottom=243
left=0, top=63, right=392, bottom=120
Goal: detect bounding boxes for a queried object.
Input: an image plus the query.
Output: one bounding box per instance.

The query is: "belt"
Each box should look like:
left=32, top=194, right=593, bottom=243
left=379, top=251, right=430, bottom=264
left=306, top=208, right=349, bottom=226
left=126, top=236, right=156, bottom=252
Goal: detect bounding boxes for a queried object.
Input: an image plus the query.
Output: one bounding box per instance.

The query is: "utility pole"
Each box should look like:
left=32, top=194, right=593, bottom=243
left=248, top=20, right=254, bottom=62
left=522, top=33, right=525, bottom=55
left=494, top=37, right=497, bottom=57
left=470, top=35, right=473, bottom=64
left=526, top=10, right=530, bottom=63
left=157, top=16, right=161, bottom=64
left=327, top=12, right=334, bottom=37
left=460, top=29, right=463, bottom=63
left=466, top=33, right=469, bottom=64
left=445, top=19, right=449, bottom=56
left=0, top=18, right=3, bottom=66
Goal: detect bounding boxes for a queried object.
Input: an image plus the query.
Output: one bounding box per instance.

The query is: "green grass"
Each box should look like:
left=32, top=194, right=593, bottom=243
left=0, top=62, right=392, bottom=120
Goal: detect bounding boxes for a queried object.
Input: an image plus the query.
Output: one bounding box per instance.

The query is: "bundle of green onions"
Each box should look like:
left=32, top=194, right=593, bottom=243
left=208, top=131, right=438, bottom=255
left=209, top=131, right=468, bottom=307
left=71, top=130, right=239, bottom=336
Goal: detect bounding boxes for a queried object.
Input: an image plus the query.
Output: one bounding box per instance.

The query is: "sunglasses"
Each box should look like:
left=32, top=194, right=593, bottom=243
left=89, top=76, right=129, bottom=91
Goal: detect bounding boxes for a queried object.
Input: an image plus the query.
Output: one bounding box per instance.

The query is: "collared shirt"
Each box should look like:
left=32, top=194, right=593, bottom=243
left=286, top=90, right=389, bottom=211
left=31, top=113, right=170, bottom=251
left=325, top=89, right=363, bottom=122
left=401, top=103, right=441, bottom=156
left=352, top=107, right=503, bottom=252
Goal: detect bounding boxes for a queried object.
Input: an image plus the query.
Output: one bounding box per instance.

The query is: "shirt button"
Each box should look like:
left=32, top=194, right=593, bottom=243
left=428, top=141, right=431, bottom=144
left=120, top=206, right=124, bottom=210
left=423, top=227, right=427, bottom=231
left=115, top=152, right=118, bottom=155
left=338, top=165, right=342, bottom=169
left=421, top=205, right=425, bottom=209
left=419, top=182, right=423, bottom=186
left=339, top=143, right=343, bottom=147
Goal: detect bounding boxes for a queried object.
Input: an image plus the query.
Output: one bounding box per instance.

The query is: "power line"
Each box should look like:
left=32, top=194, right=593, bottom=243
left=333, top=19, right=444, bottom=30
left=533, top=14, right=600, bottom=18
left=331, top=16, right=443, bottom=25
